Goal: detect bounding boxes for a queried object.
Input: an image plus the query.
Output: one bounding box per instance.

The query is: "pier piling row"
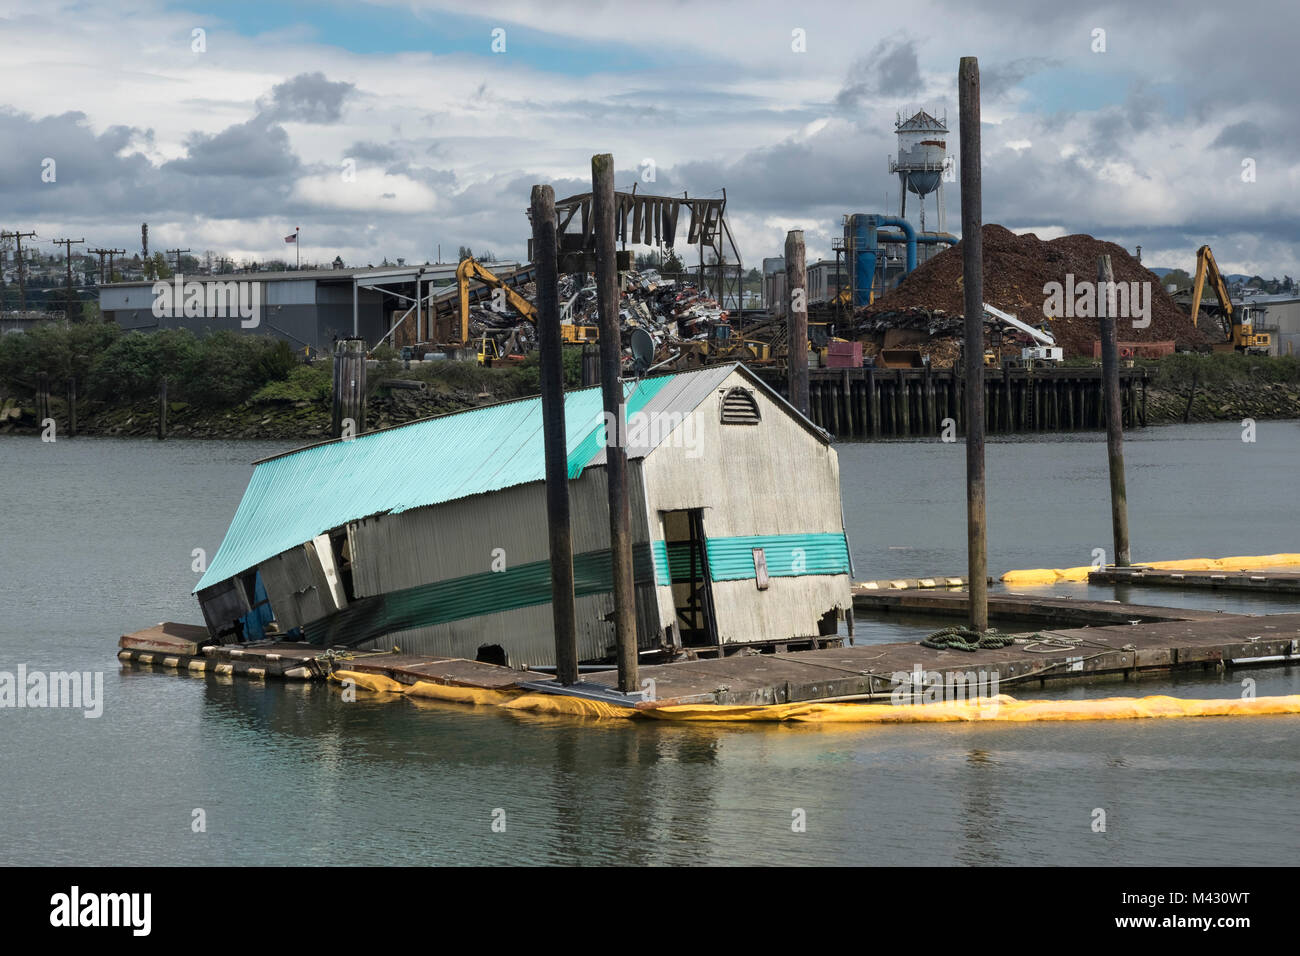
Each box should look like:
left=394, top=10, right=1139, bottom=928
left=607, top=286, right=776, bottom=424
left=757, top=365, right=1149, bottom=438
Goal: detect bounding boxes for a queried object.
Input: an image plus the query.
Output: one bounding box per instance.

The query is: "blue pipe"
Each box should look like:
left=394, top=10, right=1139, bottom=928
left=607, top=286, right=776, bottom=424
left=874, top=216, right=916, bottom=274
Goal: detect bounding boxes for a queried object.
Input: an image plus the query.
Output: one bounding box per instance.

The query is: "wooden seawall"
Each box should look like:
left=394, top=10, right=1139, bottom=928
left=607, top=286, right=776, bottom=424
left=756, top=365, right=1150, bottom=438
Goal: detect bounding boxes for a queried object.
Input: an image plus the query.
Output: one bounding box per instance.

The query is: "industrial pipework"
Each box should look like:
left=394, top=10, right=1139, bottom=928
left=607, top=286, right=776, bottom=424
left=847, top=213, right=957, bottom=306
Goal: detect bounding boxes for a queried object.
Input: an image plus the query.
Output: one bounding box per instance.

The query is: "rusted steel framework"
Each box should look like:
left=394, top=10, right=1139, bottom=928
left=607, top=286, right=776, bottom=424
left=530, top=189, right=745, bottom=312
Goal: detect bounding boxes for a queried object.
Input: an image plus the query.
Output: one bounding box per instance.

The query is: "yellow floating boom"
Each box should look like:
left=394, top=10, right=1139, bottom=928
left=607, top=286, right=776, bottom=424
left=331, top=670, right=1300, bottom=724
left=1001, top=553, right=1300, bottom=586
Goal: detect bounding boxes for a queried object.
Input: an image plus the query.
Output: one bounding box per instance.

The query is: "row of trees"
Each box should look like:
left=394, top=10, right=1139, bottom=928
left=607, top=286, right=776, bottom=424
left=0, top=322, right=300, bottom=406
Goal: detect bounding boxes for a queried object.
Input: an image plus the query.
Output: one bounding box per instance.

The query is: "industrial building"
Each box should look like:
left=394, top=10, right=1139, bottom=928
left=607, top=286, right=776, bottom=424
left=1248, top=293, right=1300, bottom=356
left=98, top=262, right=520, bottom=353
left=192, top=363, right=853, bottom=667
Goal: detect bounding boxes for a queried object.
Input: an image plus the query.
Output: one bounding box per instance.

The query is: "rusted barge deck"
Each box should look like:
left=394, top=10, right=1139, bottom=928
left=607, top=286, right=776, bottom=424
left=121, top=605, right=1300, bottom=709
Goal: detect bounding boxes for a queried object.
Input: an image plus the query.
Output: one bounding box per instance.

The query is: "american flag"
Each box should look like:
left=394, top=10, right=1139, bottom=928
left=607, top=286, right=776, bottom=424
left=284, top=230, right=298, bottom=244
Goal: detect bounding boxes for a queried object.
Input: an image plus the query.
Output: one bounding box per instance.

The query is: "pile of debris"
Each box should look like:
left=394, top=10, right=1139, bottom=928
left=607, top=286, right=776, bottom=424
left=855, top=225, right=1210, bottom=358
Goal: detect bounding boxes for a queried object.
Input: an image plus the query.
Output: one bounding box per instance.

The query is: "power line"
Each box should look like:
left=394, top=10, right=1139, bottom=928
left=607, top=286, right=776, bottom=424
left=1, top=229, right=37, bottom=309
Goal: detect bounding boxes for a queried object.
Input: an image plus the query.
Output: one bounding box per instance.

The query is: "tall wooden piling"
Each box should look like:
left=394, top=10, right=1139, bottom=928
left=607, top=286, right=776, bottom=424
left=592, top=153, right=638, bottom=694
left=35, top=372, right=50, bottom=427
left=1098, top=255, right=1132, bottom=567
left=157, top=380, right=167, bottom=440
left=331, top=339, right=367, bottom=438
left=532, top=184, right=579, bottom=686
left=785, top=231, right=809, bottom=418
left=959, top=56, right=989, bottom=633
left=66, top=376, right=77, bottom=437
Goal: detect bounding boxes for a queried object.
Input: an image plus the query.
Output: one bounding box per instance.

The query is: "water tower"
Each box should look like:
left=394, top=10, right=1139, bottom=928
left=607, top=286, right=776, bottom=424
left=888, top=109, right=948, bottom=233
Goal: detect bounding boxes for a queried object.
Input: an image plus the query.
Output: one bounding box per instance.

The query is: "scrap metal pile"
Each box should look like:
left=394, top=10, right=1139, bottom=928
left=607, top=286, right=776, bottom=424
left=853, top=224, right=1210, bottom=363
left=471, top=267, right=745, bottom=368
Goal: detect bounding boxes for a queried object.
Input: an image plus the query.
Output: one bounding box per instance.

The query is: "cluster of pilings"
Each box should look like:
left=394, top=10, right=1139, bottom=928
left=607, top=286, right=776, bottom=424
left=760, top=364, right=1149, bottom=438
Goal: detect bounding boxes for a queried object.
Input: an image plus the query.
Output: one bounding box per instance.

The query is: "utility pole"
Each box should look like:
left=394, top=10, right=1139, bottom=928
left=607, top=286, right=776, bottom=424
left=89, top=247, right=125, bottom=284
left=1098, top=254, right=1131, bottom=566
left=959, top=56, right=988, bottom=633
left=785, top=230, right=809, bottom=417
left=2, top=230, right=37, bottom=310
left=532, top=183, right=579, bottom=686
left=592, top=152, right=638, bottom=694
left=166, top=248, right=191, bottom=275
left=52, top=237, right=85, bottom=317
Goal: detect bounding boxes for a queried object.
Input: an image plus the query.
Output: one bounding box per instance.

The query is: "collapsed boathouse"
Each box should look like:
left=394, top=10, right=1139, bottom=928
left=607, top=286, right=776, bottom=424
left=194, top=363, right=853, bottom=667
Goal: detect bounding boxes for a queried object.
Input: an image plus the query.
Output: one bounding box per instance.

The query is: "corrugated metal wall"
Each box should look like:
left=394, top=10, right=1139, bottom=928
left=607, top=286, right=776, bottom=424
left=344, top=466, right=664, bottom=667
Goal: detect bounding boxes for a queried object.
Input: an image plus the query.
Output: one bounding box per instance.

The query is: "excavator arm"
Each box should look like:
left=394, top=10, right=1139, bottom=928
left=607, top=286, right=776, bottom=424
left=456, top=257, right=538, bottom=343
left=1189, top=244, right=1234, bottom=339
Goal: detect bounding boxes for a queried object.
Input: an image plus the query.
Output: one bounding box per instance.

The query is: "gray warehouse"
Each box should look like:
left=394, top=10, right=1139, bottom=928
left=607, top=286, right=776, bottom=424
left=98, top=262, right=519, bottom=353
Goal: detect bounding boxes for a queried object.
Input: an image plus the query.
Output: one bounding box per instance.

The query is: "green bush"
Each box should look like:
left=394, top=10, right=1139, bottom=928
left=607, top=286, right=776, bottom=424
left=0, top=319, right=120, bottom=393
left=252, top=364, right=332, bottom=402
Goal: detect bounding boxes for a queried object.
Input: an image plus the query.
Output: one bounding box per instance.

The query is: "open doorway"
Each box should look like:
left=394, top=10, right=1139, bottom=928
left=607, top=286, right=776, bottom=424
left=661, top=509, right=718, bottom=648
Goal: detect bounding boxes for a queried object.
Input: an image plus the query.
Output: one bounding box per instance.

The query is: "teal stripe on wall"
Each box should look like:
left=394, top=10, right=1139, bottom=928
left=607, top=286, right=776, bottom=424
left=651, top=533, right=850, bottom=585
left=304, top=544, right=658, bottom=647
left=705, top=533, right=850, bottom=582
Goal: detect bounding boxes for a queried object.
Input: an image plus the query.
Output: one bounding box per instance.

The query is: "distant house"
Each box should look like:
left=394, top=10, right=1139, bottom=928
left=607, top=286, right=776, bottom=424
left=194, top=364, right=854, bottom=667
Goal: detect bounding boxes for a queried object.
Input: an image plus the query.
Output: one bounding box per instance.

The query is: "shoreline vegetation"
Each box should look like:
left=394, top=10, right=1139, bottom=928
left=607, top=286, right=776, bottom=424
left=2, top=324, right=1298, bottom=440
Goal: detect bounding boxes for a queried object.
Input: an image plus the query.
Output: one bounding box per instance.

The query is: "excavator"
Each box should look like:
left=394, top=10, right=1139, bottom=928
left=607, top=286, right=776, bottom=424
left=1189, top=245, right=1271, bottom=354
left=456, top=258, right=598, bottom=363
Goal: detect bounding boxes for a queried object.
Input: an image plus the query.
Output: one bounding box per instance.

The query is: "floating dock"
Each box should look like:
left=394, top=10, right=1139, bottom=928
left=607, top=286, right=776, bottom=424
left=120, top=598, right=1300, bottom=710
left=1089, top=567, right=1300, bottom=594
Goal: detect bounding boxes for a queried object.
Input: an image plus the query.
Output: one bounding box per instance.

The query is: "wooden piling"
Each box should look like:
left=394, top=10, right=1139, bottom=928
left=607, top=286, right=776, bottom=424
left=35, top=372, right=50, bottom=427
left=959, top=56, right=989, bottom=633
left=592, top=153, right=638, bottom=694
left=156, top=380, right=167, bottom=440
left=67, top=376, right=77, bottom=437
left=331, top=339, right=367, bottom=438
left=785, top=231, right=809, bottom=418
left=1098, top=255, right=1131, bottom=567
left=532, top=184, right=580, bottom=687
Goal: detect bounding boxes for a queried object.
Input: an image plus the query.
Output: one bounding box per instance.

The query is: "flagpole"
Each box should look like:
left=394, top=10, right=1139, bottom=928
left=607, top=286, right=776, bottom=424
left=296, top=227, right=300, bottom=270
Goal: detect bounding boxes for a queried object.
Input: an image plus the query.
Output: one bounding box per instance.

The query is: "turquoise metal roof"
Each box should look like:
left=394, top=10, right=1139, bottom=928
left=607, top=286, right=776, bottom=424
left=195, top=371, right=692, bottom=592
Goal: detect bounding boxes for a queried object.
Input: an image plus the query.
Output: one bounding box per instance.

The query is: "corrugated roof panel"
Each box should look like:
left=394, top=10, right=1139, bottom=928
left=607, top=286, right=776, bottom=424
left=195, top=367, right=711, bottom=592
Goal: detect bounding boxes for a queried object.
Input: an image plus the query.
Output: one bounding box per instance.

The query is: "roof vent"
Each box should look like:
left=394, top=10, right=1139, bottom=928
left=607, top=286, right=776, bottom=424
left=720, top=387, right=761, bottom=425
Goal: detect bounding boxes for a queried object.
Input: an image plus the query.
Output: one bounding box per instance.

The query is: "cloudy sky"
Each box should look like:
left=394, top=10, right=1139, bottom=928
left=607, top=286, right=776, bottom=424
left=1, top=0, right=1297, bottom=277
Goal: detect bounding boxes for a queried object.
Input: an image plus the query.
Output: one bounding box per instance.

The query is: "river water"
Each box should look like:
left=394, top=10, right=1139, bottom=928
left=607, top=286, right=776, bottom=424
left=1, top=422, right=1297, bottom=865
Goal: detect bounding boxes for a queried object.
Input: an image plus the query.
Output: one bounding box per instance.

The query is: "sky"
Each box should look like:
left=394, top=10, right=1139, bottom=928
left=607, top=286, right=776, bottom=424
left=0, top=0, right=1297, bottom=277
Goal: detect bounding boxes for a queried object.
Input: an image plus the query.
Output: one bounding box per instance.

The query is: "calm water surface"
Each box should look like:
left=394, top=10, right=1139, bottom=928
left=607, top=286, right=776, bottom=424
left=1, top=423, right=1297, bottom=865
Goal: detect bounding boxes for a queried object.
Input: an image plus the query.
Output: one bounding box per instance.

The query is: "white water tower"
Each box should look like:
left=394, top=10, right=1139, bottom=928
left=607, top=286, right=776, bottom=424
left=889, top=109, right=949, bottom=233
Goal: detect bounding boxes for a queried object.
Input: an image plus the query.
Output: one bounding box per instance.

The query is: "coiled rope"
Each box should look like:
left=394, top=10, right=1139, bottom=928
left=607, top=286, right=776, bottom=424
left=919, top=626, right=1019, bottom=651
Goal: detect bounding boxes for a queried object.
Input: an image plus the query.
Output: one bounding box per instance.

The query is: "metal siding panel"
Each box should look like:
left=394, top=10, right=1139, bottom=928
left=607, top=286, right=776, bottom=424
left=197, top=368, right=716, bottom=591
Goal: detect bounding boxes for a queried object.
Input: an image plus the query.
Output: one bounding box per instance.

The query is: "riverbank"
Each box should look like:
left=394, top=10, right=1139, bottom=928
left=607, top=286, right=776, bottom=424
left=3, top=367, right=1299, bottom=439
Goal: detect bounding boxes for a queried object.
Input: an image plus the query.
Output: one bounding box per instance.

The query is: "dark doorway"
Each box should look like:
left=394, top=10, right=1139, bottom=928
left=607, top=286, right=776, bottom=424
left=662, top=509, right=718, bottom=647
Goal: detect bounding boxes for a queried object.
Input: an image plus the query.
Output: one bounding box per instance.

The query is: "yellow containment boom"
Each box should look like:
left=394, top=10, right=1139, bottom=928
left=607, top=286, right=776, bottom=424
left=331, top=670, right=1300, bottom=724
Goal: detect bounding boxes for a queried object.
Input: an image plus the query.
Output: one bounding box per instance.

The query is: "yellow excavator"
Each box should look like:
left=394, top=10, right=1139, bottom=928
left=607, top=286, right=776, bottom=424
left=457, top=257, right=598, bottom=349
left=1190, top=245, right=1271, bottom=354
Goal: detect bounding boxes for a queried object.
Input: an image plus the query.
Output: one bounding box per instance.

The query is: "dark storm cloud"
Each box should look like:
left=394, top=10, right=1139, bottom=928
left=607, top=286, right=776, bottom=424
left=165, top=115, right=298, bottom=178
left=1210, top=121, right=1265, bottom=153
left=979, top=57, right=1057, bottom=99
left=259, top=72, right=356, bottom=124
left=836, top=36, right=922, bottom=108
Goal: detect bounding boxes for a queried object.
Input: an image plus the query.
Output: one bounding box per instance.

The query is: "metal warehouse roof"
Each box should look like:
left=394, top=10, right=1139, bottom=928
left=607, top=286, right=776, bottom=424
left=195, top=363, right=781, bottom=592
